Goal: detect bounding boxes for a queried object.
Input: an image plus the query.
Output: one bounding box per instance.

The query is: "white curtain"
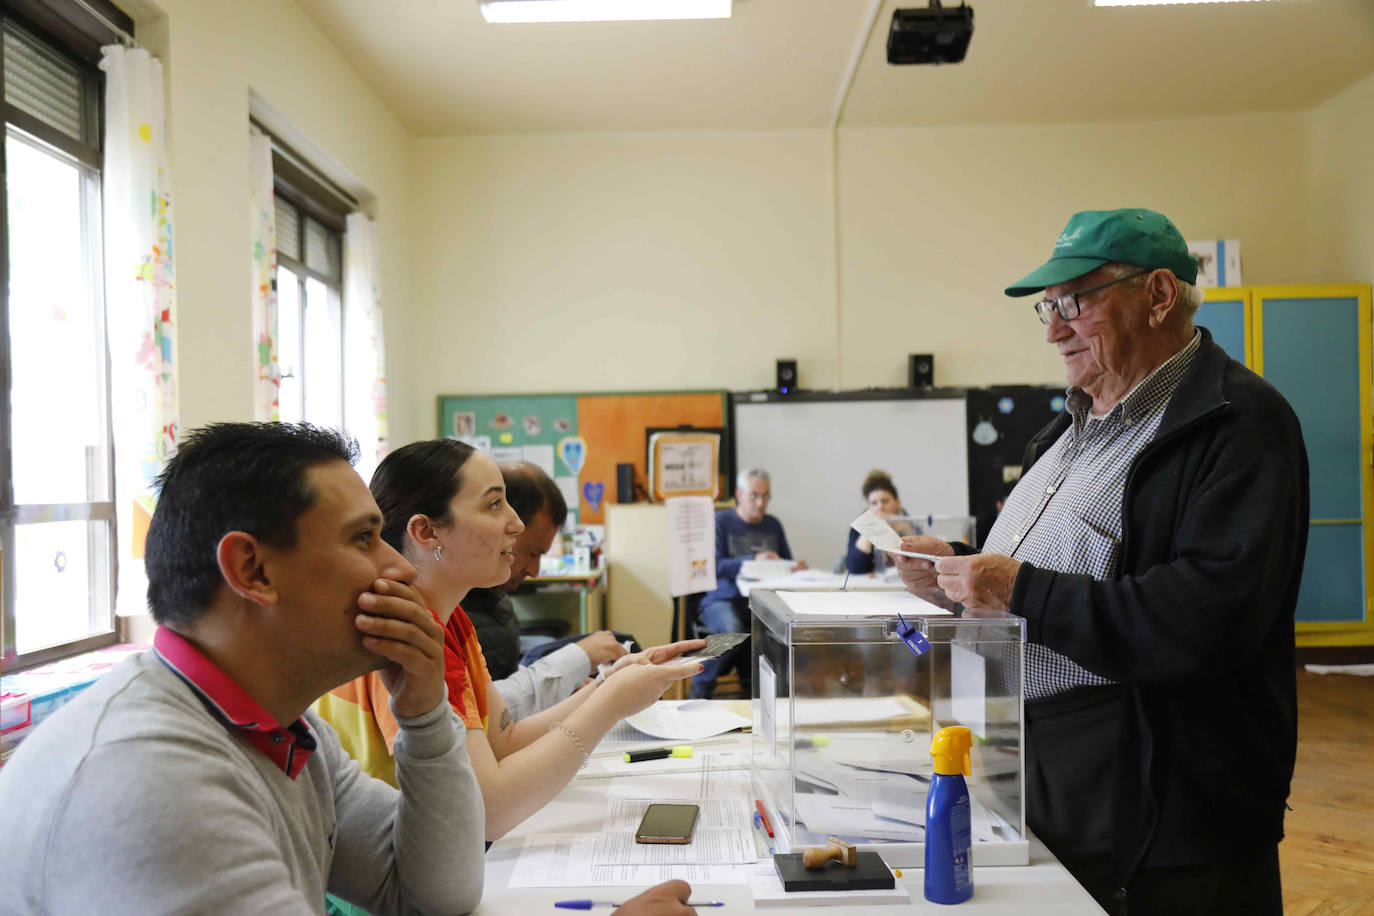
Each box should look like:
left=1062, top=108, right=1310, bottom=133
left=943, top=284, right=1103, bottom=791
left=249, top=130, right=280, bottom=420
left=99, top=45, right=178, bottom=617
left=344, top=212, right=388, bottom=480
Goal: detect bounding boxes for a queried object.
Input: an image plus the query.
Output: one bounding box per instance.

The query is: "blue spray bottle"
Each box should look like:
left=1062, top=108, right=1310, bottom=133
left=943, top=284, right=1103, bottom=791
left=925, top=725, right=974, bottom=904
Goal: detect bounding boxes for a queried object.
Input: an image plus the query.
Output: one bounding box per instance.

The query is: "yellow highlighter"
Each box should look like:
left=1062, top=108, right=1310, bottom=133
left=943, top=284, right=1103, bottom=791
left=623, top=746, right=693, bottom=763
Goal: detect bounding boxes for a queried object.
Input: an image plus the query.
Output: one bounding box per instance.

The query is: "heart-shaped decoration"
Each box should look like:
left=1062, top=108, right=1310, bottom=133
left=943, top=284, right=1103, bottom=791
left=558, top=436, right=587, bottom=475
left=583, top=481, right=605, bottom=513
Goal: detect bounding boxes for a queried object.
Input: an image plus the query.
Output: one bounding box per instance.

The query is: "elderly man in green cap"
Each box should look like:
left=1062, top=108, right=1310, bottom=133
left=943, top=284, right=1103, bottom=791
left=896, top=208, right=1307, bottom=915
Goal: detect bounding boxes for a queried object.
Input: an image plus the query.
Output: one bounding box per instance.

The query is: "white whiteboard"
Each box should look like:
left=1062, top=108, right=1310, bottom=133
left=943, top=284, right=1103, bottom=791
left=732, top=396, right=969, bottom=573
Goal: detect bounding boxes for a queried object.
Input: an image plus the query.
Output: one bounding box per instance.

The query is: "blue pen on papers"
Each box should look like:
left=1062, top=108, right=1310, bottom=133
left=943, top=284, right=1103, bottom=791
left=752, top=811, right=776, bottom=857
left=554, top=901, right=724, bottom=909
left=554, top=903, right=619, bottom=910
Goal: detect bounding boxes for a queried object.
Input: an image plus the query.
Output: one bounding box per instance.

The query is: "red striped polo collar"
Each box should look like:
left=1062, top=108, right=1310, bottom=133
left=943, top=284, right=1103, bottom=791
left=154, top=627, right=316, bottom=779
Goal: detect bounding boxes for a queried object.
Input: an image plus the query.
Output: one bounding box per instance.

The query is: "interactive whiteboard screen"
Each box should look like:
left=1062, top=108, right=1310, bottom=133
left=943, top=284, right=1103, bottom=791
left=732, top=395, right=968, bottom=574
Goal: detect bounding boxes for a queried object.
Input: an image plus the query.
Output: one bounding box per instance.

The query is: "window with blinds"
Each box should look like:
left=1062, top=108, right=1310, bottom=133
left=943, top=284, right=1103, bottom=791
left=2, top=6, right=116, bottom=670
left=274, top=186, right=345, bottom=429
left=4, top=25, right=85, bottom=142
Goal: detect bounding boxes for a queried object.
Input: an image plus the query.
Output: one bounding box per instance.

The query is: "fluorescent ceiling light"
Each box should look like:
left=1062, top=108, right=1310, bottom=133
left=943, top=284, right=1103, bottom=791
left=1095, top=0, right=1280, bottom=5
left=479, top=0, right=732, bottom=23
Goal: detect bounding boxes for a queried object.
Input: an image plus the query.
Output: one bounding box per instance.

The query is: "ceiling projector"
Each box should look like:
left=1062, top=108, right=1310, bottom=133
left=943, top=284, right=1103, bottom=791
left=887, top=1, right=974, bottom=65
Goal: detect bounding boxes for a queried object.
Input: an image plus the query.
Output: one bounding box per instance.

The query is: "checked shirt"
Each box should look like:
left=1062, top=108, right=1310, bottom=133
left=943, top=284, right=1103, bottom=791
left=983, top=330, right=1202, bottom=700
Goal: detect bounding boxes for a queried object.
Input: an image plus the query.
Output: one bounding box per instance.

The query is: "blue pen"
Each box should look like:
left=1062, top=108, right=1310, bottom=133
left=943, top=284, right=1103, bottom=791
left=554, top=901, right=724, bottom=909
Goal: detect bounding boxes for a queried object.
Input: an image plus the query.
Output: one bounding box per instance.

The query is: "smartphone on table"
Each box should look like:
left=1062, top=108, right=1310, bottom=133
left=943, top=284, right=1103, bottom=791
left=635, top=803, right=700, bottom=844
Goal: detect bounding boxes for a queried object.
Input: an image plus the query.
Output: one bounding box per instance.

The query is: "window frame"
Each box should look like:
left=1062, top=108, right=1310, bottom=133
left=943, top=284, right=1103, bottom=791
left=0, top=0, right=131, bottom=672
left=273, top=181, right=346, bottom=427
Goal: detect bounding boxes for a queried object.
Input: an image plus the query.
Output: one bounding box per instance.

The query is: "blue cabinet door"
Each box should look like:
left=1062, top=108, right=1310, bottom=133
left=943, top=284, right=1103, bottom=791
left=1196, top=297, right=1248, bottom=365
left=1259, top=293, right=1365, bottom=623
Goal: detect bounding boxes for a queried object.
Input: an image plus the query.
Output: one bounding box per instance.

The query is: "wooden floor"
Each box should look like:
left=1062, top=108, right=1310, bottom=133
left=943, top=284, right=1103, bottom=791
left=1280, top=669, right=1374, bottom=915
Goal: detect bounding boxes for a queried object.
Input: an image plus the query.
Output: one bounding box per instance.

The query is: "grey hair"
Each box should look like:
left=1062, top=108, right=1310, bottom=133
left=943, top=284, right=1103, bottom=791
left=736, top=468, right=770, bottom=489
left=1174, top=278, right=1204, bottom=323
left=1105, top=262, right=1203, bottom=324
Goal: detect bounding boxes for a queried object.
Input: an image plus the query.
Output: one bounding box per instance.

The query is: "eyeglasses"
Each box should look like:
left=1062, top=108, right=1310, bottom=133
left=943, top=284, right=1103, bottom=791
left=1033, top=268, right=1150, bottom=325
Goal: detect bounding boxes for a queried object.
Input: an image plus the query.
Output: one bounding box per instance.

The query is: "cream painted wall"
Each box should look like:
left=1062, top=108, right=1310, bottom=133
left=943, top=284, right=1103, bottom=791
left=132, top=0, right=418, bottom=440
left=403, top=112, right=1313, bottom=401
left=837, top=112, right=1312, bottom=389
left=1307, top=70, right=1374, bottom=285
left=406, top=130, right=836, bottom=408
left=127, top=0, right=1364, bottom=435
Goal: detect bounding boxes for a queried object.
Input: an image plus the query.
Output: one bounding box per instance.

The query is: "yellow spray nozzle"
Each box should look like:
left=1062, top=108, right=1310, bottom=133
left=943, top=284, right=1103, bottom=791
left=930, top=725, right=973, bottom=777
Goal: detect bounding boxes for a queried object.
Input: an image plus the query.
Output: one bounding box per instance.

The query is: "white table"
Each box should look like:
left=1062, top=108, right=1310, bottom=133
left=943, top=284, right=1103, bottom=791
left=482, top=732, right=1105, bottom=914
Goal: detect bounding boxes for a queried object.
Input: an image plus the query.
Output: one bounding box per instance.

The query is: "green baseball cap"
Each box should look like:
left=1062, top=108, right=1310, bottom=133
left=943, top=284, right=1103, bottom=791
left=1004, top=208, right=1199, bottom=297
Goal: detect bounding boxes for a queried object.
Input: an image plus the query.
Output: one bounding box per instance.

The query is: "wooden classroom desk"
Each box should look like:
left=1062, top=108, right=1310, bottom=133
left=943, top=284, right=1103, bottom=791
left=524, top=566, right=607, bottom=634
left=482, top=729, right=1105, bottom=915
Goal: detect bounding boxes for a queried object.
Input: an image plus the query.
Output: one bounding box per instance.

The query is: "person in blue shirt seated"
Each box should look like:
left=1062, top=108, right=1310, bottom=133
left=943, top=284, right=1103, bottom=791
left=692, top=467, right=806, bottom=698
left=844, top=469, right=915, bottom=574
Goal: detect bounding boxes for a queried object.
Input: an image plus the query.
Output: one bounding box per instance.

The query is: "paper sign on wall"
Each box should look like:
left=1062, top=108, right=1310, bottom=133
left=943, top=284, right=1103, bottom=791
left=583, top=481, right=605, bottom=513
left=555, top=475, right=580, bottom=513
left=522, top=444, right=556, bottom=478
left=649, top=432, right=719, bottom=501
left=666, top=495, right=717, bottom=597
left=1187, top=238, right=1242, bottom=287
left=455, top=435, right=491, bottom=454
left=558, top=436, right=588, bottom=476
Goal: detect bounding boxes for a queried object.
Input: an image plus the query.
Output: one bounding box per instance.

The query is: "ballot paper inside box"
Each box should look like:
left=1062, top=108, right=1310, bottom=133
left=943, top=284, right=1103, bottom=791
left=748, top=588, right=1028, bottom=867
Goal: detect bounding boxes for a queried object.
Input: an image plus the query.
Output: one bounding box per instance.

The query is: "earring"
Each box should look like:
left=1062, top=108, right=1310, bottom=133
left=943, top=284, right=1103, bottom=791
left=434, top=545, right=444, bottom=561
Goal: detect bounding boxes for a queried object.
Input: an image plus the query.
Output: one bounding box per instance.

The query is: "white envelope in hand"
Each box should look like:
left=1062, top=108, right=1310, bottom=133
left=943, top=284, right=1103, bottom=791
left=850, top=509, right=942, bottom=561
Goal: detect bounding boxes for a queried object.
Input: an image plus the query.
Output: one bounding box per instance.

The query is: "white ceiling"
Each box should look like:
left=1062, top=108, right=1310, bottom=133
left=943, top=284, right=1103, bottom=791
left=295, top=0, right=1374, bottom=136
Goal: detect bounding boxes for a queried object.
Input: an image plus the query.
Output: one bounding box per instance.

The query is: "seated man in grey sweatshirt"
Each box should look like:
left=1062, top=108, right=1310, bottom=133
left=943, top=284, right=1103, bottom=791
left=0, top=423, right=694, bottom=916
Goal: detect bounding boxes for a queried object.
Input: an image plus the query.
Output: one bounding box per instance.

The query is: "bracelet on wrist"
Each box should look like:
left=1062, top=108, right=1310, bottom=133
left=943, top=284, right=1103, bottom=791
left=549, top=720, right=590, bottom=769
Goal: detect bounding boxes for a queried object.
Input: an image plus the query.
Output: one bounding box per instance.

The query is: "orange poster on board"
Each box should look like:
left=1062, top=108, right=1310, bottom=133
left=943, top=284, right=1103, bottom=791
left=575, top=393, right=725, bottom=524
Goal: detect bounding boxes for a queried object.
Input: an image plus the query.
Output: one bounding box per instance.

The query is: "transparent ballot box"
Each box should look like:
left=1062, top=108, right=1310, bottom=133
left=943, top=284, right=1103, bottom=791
left=749, top=588, right=1027, bottom=867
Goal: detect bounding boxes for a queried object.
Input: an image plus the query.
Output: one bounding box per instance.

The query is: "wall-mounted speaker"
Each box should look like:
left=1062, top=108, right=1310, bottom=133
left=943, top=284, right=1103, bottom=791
left=909, top=353, right=935, bottom=388
left=776, top=359, right=798, bottom=394
left=616, top=463, right=636, bottom=504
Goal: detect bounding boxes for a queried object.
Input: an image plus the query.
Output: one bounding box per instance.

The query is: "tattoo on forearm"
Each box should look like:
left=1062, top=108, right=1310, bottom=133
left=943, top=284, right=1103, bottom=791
left=498, top=707, right=512, bottom=732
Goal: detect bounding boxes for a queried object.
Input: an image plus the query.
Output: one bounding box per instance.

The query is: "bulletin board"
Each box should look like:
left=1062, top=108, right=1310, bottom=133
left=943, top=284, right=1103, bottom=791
left=438, top=391, right=727, bottom=525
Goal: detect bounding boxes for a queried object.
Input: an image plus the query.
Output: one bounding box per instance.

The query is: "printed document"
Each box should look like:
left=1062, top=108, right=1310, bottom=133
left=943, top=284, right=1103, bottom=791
left=624, top=699, right=751, bottom=740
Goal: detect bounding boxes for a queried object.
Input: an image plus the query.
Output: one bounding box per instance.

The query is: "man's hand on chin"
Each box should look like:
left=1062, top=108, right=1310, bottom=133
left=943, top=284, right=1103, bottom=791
left=354, top=578, right=447, bottom=718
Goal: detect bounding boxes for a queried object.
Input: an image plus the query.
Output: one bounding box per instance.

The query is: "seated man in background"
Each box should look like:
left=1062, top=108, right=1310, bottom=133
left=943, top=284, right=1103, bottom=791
left=693, top=467, right=806, bottom=698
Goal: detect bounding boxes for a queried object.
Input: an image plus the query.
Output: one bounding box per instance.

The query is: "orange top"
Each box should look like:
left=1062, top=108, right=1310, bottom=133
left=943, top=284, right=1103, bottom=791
left=314, top=606, right=492, bottom=787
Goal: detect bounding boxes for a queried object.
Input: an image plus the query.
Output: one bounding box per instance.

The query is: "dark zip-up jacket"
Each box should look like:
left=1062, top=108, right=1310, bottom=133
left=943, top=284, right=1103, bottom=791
left=999, top=328, right=1307, bottom=889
